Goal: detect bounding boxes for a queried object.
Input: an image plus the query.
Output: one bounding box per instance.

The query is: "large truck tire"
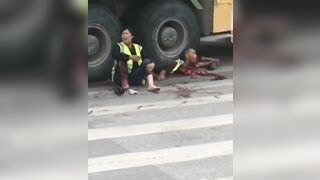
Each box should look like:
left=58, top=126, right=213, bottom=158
left=88, top=4, right=121, bottom=82
left=135, top=0, right=200, bottom=68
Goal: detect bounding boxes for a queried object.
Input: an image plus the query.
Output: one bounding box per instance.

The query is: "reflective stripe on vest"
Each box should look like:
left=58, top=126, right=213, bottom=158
left=111, top=60, right=117, bottom=82
left=170, top=59, right=184, bottom=74
left=117, top=42, right=143, bottom=74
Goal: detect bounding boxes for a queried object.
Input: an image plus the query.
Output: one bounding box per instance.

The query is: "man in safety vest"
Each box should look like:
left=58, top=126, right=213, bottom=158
left=112, top=28, right=160, bottom=94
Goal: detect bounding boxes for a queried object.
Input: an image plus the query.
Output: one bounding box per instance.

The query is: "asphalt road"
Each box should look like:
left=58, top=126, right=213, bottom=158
left=88, top=38, right=233, bottom=180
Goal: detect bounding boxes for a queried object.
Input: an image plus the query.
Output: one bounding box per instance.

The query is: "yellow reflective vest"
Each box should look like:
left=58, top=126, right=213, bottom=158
left=170, top=59, right=184, bottom=74
left=117, top=42, right=143, bottom=74
left=111, top=42, right=144, bottom=82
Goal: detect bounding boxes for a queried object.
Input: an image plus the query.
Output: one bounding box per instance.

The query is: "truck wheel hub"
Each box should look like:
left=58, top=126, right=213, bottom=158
left=88, top=35, right=99, bottom=56
left=156, top=19, right=186, bottom=57
left=88, top=25, right=111, bottom=67
left=160, top=27, right=178, bottom=48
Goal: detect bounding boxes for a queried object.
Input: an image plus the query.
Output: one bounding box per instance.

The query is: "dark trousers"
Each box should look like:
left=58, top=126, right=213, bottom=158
left=114, top=58, right=153, bottom=87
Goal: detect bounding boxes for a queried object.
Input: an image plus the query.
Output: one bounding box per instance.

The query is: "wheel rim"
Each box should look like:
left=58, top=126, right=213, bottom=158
left=88, top=24, right=111, bottom=67
left=88, top=35, right=99, bottom=56
left=155, top=19, right=187, bottom=57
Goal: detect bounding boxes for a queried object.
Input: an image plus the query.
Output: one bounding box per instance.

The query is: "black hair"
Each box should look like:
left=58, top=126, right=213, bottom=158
left=184, top=48, right=193, bottom=55
left=181, top=48, right=194, bottom=59
left=121, top=27, right=134, bottom=36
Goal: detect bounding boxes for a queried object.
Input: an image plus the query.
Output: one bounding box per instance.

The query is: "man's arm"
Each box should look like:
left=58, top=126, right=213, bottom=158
left=198, top=56, right=219, bottom=70
left=200, top=56, right=219, bottom=63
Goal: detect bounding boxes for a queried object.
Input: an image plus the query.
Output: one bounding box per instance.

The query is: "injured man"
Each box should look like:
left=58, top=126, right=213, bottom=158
left=156, top=48, right=226, bottom=80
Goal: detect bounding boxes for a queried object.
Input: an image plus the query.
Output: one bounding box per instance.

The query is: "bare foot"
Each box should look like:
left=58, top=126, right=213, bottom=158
left=158, top=70, right=166, bottom=81
left=158, top=74, right=166, bottom=81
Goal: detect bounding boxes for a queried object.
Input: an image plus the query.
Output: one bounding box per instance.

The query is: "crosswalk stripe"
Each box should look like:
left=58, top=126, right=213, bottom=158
left=88, top=140, right=233, bottom=173
left=214, top=176, right=233, bottom=180
left=89, top=93, right=233, bottom=116
left=88, top=114, right=233, bottom=140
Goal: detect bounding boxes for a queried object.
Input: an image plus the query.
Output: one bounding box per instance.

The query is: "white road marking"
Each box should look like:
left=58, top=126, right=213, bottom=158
left=89, top=93, right=233, bottom=116
left=215, top=176, right=233, bottom=180
left=88, top=114, right=233, bottom=140
left=88, top=140, right=233, bottom=173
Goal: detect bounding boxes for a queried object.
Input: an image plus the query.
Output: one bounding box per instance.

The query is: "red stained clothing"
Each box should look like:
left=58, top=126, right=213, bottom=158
left=180, top=62, right=202, bottom=76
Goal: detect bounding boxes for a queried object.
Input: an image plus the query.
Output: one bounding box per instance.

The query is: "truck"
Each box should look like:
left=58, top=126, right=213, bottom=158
left=88, top=0, right=233, bottom=81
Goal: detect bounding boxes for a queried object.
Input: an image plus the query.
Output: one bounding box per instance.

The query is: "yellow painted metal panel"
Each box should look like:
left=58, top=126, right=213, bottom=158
left=213, top=0, right=233, bottom=33
left=217, top=0, right=232, bottom=4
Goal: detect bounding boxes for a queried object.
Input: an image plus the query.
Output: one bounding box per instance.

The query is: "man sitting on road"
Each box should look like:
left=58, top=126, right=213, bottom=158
left=156, top=48, right=226, bottom=80
left=112, top=28, right=160, bottom=95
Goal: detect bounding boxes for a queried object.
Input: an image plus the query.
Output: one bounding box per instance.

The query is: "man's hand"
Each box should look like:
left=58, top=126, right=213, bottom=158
left=158, top=70, right=166, bottom=81
left=130, top=55, right=140, bottom=62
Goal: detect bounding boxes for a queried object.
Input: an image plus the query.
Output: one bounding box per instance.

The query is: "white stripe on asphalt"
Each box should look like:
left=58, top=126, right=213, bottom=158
left=88, top=114, right=233, bottom=140
left=89, top=93, right=233, bottom=116
left=88, top=140, right=233, bottom=173
left=214, top=176, right=233, bottom=180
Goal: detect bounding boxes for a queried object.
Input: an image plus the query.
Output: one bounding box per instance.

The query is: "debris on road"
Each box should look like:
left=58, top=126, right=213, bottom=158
left=175, top=86, right=194, bottom=98
left=137, top=104, right=154, bottom=110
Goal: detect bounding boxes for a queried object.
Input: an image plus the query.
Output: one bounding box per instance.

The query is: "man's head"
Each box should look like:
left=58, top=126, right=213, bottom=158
left=121, top=28, right=134, bottom=45
left=184, top=48, right=197, bottom=63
